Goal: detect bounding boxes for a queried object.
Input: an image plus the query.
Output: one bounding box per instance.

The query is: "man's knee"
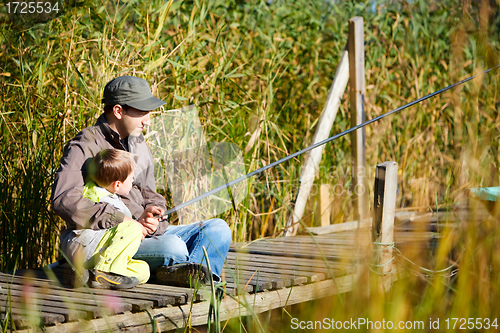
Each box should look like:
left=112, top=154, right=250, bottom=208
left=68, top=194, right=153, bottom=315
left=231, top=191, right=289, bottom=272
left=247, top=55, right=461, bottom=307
left=204, top=218, right=231, bottom=245
left=158, top=234, right=189, bottom=260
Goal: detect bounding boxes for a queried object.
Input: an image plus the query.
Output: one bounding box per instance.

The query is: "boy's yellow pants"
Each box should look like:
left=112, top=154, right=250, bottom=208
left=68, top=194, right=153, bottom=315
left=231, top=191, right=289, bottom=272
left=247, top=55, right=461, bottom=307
left=91, top=220, right=150, bottom=284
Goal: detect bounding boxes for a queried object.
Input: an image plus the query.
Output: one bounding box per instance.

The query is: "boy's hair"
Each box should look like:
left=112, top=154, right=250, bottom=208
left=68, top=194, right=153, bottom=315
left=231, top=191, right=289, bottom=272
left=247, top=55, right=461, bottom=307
left=88, top=149, right=137, bottom=187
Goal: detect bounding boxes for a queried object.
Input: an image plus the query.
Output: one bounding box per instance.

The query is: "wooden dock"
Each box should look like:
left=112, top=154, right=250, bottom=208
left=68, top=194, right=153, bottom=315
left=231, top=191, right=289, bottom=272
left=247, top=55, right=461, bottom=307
left=1, top=230, right=367, bottom=332
left=2, top=205, right=482, bottom=332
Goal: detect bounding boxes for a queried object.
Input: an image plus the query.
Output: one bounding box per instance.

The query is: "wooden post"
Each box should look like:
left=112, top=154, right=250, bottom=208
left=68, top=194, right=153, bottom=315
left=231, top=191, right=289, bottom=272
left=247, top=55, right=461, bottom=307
left=283, top=49, right=349, bottom=236
left=349, top=17, right=369, bottom=222
left=315, top=184, right=332, bottom=227
left=372, top=161, right=398, bottom=291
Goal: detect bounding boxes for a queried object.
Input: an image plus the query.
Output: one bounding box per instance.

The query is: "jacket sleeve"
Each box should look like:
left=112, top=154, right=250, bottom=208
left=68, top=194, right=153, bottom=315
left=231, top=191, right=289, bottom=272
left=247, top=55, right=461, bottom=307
left=51, top=132, right=125, bottom=230
left=134, top=141, right=168, bottom=236
left=143, top=155, right=168, bottom=236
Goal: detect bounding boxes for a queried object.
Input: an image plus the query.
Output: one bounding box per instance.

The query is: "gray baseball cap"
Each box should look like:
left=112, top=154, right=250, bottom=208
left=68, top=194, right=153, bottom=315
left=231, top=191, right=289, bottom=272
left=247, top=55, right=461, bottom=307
left=102, top=76, right=166, bottom=111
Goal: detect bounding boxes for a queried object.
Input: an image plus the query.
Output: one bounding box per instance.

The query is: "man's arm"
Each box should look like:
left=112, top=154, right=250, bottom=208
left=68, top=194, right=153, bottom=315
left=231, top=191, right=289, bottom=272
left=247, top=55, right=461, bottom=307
left=51, top=131, right=125, bottom=230
left=131, top=139, right=168, bottom=236
left=140, top=184, right=168, bottom=236
left=137, top=206, right=163, bottom=235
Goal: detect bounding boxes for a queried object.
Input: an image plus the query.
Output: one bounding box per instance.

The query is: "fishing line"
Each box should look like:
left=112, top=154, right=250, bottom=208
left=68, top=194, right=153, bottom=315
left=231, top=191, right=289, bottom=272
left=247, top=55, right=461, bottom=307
left=161, top=64, right=500, bottom=218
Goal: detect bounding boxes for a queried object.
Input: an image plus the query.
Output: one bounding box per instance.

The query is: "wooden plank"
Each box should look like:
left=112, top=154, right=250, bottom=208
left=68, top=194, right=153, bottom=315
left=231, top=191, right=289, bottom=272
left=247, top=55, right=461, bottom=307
left=227, top=276, right=285, bottom=290
left=296, top=233, right=371, bottom=242
left=225, top=268, right=304, bottom=291
left=349, top=16, right=369, bottom=221
left=233, top=240, right=364, bottom=252
left=226, top=258, right=326, bottom=282
left=1, top=306, right=66, bottom=328
left=227, top=260, right=349, bottom=282
left=0, top=273, right=168, bottom=311
left=1, top=270, right=184, bottom=302
left=52, top=267, right=189, bottom=306
left=235, top=236, right=367, bottom=246
left=0, top=293, right=90, bottom=321
left=227, top=252, right=350, bottom=276
left=225, top=268, right=307, bottom=291
left=227, top=256, right=337, bottom=278
left=135, top=283, right=204, bottom=302
left=231, top=248, right=349, bottom=261
left=229, top=253, right=335, bottom=269
left=224, top=274, right=272, bottom=292
left=226, top=265, right=311, bottom=282
left=307, top=220, right=372, bottom=235
left=7, top=269, right=193, bottom=305
left=30, top=271, right=381, bottom=332
left=95, top=286, right=183, bottom=307
left=306, top=210, right=423, bottom=235
left=30, top=268, right=230, bottom=300
left=231, top=244, right=363, bottom=260
left=232, top=238, right=361, bottom=249
left=229, top=266, right=324, bottom=284
left=0, top=275, right=154, bottom=312
left=238, top=230, right=372, bottom=245
left=224, top=282, right=254, bottom=294
left=224, top=267, right=308, bottom=289
left=0, top=280, right=132, bottom=315
left=284, top=48, right=350, bottom=236
left=1, top=287, right=112, bottom=319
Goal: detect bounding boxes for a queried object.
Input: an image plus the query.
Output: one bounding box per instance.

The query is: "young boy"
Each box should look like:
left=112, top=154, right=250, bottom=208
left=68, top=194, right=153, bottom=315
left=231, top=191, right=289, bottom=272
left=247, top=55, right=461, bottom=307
left=62, top=149, right=154, bottom=289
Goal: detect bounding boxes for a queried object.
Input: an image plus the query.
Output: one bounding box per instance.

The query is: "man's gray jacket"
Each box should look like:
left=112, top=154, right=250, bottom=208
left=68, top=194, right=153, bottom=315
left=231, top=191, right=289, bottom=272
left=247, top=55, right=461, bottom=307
left=51, top=113, right=168, bottom=235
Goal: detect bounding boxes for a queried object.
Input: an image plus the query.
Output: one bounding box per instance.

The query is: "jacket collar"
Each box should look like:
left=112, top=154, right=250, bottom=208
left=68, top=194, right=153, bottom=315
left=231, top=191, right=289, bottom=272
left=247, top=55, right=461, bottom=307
left=95, top=113, right=145, bottom=149
left=82, top=181, right=113, bottom=202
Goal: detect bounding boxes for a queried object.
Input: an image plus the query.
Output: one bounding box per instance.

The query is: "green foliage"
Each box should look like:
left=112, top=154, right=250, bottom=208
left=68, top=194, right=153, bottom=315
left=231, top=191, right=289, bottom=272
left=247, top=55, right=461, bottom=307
left=0, top=0, right=499, bottom=272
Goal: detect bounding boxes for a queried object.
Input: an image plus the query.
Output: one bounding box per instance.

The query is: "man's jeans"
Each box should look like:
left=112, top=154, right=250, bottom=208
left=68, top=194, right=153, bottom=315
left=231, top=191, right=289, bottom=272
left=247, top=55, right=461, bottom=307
left=133, top=218, right=231, bottom=277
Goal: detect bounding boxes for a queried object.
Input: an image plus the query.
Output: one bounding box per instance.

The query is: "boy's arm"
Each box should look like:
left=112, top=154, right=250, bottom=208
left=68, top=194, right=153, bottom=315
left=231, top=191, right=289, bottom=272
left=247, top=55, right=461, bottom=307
left=51, top=132, right=126, bottom=230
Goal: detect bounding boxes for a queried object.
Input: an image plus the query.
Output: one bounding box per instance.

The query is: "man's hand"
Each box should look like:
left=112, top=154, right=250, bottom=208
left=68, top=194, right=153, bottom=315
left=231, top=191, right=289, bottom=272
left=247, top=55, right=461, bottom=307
left=138, top=206, right=164, bottom=235
left=123, top=216, right=148, bottom=240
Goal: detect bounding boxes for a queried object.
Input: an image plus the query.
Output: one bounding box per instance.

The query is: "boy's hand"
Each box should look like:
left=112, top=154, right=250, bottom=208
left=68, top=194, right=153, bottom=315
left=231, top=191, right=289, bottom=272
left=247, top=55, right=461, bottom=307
left=138, top=206, right=164, bottom=235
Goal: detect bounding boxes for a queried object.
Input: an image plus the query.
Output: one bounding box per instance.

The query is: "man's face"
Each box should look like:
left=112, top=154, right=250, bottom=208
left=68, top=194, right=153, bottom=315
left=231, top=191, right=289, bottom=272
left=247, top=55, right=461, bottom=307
left=118, top=106, right=151, bottom=138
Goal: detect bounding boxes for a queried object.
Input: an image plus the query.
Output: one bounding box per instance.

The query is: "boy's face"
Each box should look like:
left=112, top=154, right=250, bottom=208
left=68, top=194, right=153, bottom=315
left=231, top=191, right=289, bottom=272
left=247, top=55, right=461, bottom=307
left=116, top=172, right=134, bottom=195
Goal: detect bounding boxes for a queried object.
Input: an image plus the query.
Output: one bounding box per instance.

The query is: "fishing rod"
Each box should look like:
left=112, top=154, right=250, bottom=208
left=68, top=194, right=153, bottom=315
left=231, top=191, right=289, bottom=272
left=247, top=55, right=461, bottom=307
left=160, top=64, right=500, bottom=219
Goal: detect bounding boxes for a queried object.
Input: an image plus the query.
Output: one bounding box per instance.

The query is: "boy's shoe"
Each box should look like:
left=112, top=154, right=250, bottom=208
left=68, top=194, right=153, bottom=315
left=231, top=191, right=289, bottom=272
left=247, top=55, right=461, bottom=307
left=91, top=270, right=140, bottom=289
left=156, top=263, right=211, bottom=287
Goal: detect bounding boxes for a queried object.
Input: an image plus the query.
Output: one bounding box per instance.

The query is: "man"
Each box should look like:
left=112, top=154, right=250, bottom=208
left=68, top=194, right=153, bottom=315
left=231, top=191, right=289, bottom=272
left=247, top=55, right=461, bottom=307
left=52, top=76, right=231, bottom=287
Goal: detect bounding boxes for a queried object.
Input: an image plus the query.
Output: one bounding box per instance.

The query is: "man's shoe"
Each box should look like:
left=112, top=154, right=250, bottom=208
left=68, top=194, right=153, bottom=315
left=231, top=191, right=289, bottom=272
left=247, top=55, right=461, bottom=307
left=91, top=270, right=140, bottom=289
left=156, top=263, right=211, bottom=287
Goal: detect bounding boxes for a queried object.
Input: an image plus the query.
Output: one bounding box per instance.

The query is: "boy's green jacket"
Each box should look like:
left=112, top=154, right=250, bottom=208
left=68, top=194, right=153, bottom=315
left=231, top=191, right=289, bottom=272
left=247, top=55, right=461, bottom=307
left=82, top=181, right=113, bottom=203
